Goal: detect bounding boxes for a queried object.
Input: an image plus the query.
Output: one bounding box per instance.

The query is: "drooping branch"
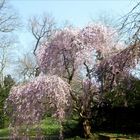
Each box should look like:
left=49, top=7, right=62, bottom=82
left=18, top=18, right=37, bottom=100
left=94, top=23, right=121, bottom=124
left=5, top=74, right=72, bottom=126
left=95, top=42, right=140, bottom=94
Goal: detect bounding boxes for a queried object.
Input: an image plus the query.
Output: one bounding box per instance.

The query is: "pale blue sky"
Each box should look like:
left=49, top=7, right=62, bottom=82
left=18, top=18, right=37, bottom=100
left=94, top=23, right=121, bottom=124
left=10, top=0, right=137, bottom=27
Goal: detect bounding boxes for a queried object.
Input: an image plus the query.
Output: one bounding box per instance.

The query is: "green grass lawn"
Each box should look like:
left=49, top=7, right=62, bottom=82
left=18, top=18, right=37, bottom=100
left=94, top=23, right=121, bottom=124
left=0, top=117, right=140, bottom=139
left=0, top=117, right=60, bottom=138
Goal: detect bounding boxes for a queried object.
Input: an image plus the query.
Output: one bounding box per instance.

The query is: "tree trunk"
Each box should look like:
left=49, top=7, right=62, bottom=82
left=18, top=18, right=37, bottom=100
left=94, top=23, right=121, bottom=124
left=83, top=119, right=92, bottom=138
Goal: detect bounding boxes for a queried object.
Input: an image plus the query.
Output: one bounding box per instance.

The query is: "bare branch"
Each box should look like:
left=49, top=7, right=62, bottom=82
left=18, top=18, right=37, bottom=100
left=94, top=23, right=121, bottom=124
left=28, top=14, right=55, bottom=56
left=16, top=53, right=38, bottom=81
left=119, top=2, right=140, bottom=44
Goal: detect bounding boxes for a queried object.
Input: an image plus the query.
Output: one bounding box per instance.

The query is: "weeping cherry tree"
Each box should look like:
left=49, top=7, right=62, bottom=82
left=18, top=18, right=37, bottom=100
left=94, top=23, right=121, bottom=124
left=5, top=21, right=140, bottom=139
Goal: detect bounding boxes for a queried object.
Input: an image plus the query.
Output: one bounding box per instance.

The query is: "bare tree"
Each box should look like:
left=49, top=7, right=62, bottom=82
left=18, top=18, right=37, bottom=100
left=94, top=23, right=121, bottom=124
left=0, top=0, right=19, bottom=85
left=16, top=53, right=38, bottom=82
left=0, top=36, right=15, bottom=86
left=0, top=0, right=19, bottom=33
left=119, top=2, right=140, bottom=44
left=28, top=14, right=55, bottom=56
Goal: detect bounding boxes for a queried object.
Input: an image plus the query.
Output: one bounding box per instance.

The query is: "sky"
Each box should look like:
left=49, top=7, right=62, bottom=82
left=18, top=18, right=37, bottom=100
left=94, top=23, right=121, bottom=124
left=10, top=0, right=137, bottom=26
left=5, top=0, right=139, bottom=78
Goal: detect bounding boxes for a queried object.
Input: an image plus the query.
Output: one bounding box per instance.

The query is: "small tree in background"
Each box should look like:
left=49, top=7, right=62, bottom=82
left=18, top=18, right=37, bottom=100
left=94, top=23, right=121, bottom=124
left=0, top=75, right=15, bottom=128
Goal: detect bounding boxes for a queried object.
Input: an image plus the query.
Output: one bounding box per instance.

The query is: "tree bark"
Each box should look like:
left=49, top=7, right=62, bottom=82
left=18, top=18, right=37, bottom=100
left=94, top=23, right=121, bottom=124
left=83, top=119, right=92, bottom=138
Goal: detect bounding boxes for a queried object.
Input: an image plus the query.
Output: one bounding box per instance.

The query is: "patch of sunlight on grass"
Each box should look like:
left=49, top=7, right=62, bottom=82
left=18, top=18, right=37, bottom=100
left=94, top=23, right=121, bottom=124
left=40, top=117, right=61, bottom=135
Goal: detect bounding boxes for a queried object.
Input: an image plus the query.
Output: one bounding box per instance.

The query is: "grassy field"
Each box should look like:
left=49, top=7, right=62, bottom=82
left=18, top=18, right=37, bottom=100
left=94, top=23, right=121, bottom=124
left=0, top=117, right=140, bottom=139
left=0, top=117, right=61, bottom=138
